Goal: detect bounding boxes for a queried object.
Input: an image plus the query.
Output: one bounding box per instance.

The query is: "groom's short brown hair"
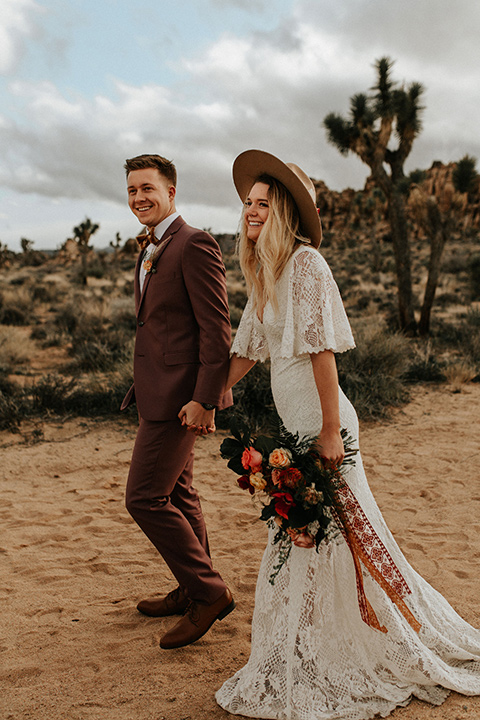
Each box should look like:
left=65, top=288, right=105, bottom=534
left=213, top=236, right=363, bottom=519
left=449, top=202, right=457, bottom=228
left=124, top=154, right=177, bottom=187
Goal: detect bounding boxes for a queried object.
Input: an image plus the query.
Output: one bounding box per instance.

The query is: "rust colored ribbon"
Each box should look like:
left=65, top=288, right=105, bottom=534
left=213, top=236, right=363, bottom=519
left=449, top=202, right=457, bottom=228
left=332, top=480, right=421, bottom=634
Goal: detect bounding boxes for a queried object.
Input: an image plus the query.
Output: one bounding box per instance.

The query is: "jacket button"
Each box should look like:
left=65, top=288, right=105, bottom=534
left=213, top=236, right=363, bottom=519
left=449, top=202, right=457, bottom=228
left=138, top=320, right=144, bottom=326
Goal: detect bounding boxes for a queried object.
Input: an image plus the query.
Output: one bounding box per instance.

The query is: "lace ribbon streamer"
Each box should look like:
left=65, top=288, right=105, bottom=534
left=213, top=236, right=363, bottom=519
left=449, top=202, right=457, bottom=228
left=332, top=480, right=421, bottom=634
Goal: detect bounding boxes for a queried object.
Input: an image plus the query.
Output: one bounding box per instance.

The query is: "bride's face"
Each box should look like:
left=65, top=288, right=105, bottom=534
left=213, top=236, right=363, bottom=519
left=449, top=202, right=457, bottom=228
left=244, top=182, right=270, bottom=242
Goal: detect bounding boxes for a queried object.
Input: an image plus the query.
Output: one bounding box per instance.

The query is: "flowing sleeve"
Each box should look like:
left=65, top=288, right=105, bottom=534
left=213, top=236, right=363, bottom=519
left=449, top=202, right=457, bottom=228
left=280, top=248, right=355, bottom=358
left=231, top=293, right=270, bottom=362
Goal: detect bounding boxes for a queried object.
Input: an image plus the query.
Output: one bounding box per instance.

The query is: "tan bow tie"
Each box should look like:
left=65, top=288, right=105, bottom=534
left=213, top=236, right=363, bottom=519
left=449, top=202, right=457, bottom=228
left=136, top=226, right=158, bottom=251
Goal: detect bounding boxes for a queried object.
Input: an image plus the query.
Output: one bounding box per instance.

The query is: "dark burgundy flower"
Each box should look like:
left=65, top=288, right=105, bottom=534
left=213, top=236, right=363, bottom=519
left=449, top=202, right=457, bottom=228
left=238, top=474, right=255, bottom=495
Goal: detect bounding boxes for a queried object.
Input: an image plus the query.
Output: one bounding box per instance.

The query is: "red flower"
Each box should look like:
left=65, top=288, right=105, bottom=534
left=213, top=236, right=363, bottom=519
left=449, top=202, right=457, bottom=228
left=272, top=491, right=295, bottom=519
left=237, top=475, right=255, bottom=495
left=241, top=447, right=263, bottom=473
left=278, top=467, right=303, bottom=490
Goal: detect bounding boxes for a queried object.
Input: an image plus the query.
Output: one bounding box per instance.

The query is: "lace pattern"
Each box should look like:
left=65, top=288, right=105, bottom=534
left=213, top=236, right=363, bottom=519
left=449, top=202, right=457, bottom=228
left=231, top=293, right=269, bottom=362
left=217, top=246, right=480, bottom=719
left=280, top=247, right=355, bottom=358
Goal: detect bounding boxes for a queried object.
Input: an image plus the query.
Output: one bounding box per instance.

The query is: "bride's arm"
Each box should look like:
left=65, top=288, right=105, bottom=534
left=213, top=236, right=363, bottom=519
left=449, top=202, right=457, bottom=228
left=226, top=354, right=256, bottom=392
left=309, top=350, right=345, bottom=466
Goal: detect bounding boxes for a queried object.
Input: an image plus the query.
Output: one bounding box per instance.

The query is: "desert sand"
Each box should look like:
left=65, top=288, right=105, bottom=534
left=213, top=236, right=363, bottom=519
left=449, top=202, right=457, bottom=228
left=2, top=384, right=480, bottom=720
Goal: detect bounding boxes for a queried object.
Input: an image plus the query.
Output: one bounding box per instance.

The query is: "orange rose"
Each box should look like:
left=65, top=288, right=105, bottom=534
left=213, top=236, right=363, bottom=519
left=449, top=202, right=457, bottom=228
left=269, top=447, right=292, bottom=468
left=241, top=447, right=263, bottom=473
left=143, top=259, right=153, bottom=273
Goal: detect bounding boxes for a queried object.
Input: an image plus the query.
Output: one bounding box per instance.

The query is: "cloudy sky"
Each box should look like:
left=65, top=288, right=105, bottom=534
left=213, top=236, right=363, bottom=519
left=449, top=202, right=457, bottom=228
left=1, top=0, right=479, bottom=250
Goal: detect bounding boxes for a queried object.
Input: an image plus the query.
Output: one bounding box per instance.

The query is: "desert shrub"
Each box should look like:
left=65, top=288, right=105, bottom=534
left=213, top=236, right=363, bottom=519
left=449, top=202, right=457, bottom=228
left=0, top=286, right=34, bottom=325
left=229, top=306, right=244, bottom=329
left=337, top=325, right=411, bottom=419
left=431, top=315, right=480, bottom=368
left=229, top=288, right=248, bottom=310
left=469, top=254, right=480, bottom=300
left=54, top=300, right=83, bottom=335
left=404, top=343, right=446, bottom=383
left=223, top=255, right=241, bottom=272
left=0, top=375, right=28, bottom=430
left=66, top=369, right=133, bottom=416
left=0, top=391, right=25, bottom=430
left=442, top=253, right=469, bottom=275
left=52, top=295, right=135, bottom=373
left=68, top=331, right=134, bottom=373
left=122, top=280, right=135, bottom=296
left=444, top=361, right=477, bottom=388
left=0, top=326, right=36, bottom=370
left=31, top=280, right=66, bottom=304
left=29, top=367, right=134, bottom=418
left=434, top=291, right=462, bottom=307
left=31, top=374, right=76, bottom=414
left=110, top=297, right=137, bottom=332
left=217, top=361, right=276, bottom=431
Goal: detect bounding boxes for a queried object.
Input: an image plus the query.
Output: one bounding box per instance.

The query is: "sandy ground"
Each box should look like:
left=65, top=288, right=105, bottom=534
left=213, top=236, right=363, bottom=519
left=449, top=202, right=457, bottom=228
left=2, top=384, right=480, bottom=720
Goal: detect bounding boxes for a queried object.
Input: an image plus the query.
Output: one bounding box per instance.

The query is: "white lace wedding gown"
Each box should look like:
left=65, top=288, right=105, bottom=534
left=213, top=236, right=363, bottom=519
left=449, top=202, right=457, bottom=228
left=216, top=245, right=480, bottom=720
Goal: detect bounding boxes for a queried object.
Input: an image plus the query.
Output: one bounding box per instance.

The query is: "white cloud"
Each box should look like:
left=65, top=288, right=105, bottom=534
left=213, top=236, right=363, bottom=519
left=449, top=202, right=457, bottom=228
left=1, top=0, right=480, bottom=251
left=0, top=0, right=44, bottom=75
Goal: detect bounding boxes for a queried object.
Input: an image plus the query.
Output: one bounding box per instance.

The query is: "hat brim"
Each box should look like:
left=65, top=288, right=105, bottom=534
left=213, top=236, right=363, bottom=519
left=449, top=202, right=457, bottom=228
left=232, top=149, right=322, bottom=248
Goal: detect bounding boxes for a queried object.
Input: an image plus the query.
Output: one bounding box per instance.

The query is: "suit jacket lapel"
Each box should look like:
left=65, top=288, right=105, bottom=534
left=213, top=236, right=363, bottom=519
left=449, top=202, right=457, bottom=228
left=136, top=216, right=186, bottom=317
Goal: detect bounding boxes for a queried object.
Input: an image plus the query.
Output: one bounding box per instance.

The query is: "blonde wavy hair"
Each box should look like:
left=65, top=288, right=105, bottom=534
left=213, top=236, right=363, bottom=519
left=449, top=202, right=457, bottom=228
left=238, top=175, right=310, bottom=314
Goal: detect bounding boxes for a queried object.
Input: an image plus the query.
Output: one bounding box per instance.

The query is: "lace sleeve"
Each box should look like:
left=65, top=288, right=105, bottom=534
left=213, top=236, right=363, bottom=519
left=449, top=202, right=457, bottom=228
left=280, top=248, right=355, bottom=358
left=231, top=293, right=269, bottom=362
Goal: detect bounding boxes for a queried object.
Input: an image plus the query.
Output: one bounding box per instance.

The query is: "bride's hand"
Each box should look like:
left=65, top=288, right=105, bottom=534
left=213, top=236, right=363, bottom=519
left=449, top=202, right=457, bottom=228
left=315, top=426, right=345, bottom=468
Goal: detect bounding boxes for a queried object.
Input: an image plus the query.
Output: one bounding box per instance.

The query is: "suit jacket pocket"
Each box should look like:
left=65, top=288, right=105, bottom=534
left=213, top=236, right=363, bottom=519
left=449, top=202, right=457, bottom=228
left=164, top=350, right=200, bottom=365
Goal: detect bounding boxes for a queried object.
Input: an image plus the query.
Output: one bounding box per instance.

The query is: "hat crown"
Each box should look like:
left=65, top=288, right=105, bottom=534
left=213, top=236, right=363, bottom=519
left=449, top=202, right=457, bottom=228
left=285, top=163, right=317, bottom=206
left=232, top=149, right=322, bottom=248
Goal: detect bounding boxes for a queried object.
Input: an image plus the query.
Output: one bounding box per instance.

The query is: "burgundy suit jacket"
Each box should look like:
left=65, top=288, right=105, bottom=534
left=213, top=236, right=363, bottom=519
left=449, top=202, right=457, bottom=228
left=121, top=216, right=233, bottom=421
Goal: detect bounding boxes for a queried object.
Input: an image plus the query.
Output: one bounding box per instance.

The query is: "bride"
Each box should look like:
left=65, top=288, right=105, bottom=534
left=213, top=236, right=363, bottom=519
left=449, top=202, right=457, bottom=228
left=215, top=149, right=480, bottom=719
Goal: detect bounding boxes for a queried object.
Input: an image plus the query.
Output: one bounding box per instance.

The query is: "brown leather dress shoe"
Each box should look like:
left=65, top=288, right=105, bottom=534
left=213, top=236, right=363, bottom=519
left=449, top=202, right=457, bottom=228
left=136, top=587, right=189, bottom=617
left=160, top=588, right=235, bottom=649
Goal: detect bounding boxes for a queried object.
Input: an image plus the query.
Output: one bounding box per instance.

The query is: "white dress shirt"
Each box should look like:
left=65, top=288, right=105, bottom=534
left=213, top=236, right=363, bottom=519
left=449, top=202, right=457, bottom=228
left=139, top=211, right=180, bottom=293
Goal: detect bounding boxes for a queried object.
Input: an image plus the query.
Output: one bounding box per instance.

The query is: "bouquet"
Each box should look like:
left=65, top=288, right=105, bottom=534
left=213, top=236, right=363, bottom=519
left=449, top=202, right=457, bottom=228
left=221, top=417, right=422, bottom=635
left=220, top=417, right=357, bottom=582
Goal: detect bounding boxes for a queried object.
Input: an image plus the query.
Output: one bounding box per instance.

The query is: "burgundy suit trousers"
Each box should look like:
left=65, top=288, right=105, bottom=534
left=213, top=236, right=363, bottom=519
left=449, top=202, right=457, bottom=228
left=125, top=416, right=226, bottom=605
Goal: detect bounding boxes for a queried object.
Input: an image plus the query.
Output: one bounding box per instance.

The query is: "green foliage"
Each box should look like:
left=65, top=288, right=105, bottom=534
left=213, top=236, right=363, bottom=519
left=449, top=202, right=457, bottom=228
left=403, top=345, right=446, bottom=383
left=469, top=254, right=480, bottom=300
left=217, top=361, right=277, bottom=431
left=0, top=369, right=135, bottom=430
left=452, top=155, right=478, bottom=195
left=337, top=326, right=411, bottom=419
left=324, top=56, right=424, bottom=172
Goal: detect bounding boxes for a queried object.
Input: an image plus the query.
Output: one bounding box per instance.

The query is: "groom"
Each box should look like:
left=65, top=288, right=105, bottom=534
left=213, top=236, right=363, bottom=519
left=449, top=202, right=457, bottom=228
left=121, top=154, right=234, bottom=649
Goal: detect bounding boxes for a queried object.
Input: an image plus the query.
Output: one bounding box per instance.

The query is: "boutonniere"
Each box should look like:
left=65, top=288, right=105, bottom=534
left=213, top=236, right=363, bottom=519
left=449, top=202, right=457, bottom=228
left=142, top=234, right=172, bottom=274
left=143, top=257, right=156, bottom=274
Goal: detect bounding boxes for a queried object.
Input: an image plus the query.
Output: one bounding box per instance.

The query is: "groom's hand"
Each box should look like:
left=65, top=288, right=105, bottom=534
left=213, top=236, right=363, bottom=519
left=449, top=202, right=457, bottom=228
left=178, top=401, right=215, bottom=436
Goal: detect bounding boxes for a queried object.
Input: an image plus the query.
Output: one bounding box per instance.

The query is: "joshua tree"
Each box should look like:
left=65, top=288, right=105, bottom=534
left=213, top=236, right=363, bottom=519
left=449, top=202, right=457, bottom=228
left=324, top=57, right=424, bottom=334
left=452, top=155, right=478, bottom=200
left=408, top=156, right=478, bottom=335
left=73, top=218, right=100, bottom=285
left=20, top=238, right=34, bottom=254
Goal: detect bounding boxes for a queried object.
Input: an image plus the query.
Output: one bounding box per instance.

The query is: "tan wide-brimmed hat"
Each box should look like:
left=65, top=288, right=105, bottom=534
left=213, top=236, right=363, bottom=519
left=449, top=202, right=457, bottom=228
left=232, top=149, right=322, bottom=248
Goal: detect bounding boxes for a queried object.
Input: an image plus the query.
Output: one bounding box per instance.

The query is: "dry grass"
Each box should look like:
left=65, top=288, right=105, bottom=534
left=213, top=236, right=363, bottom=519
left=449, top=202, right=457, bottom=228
left=0, top=326, right=36, bottom=369
left=444, top=361, right=478, bottom=390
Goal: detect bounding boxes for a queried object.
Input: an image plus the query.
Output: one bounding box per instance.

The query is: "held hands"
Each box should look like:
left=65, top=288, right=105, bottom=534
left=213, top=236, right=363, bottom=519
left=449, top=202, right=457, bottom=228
left=178, top=401, right=216, bottom=436
left=314, top=425, right=345, bottom=469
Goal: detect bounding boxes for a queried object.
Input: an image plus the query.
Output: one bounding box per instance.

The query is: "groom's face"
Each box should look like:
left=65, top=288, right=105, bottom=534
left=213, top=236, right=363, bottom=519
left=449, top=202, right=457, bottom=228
left=127, top=168, right=176, bottom=228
